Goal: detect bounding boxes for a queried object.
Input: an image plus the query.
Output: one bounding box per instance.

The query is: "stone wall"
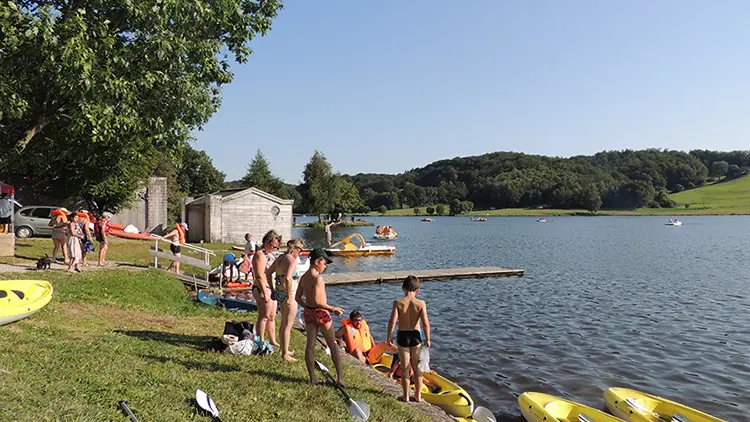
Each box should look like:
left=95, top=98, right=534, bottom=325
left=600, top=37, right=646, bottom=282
left=111, top=177, right=167, bottom=233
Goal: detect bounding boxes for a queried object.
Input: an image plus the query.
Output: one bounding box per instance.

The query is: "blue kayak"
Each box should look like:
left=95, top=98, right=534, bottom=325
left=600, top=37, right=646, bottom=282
left=197, top=291, right=258, bottom=312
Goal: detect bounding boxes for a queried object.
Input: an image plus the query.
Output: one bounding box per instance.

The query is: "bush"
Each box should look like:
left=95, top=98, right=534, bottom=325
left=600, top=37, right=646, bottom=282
left=413, top=207, right=420, bottom=215
left=435, top=205, right=446, bottom=215
left=685, top=203, right=691, bottom=208
left=686, top=182, right=696, bottom=189
left=426, top=207, right=435, bottom=215
left=673, top=184, right=685, bottom=193
left=378, top=205, right=387, bottom=215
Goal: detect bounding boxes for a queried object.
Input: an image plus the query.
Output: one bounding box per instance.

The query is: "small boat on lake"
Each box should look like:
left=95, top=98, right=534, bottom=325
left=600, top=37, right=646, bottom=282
left=537, top=217, right=548, bottom=223
left=325, top=233, right=395, bottom=257
left=422, top=217, right=433, bottom=222
left=471, top=217, right=486, bottom=222
left=665, top=218, right=682, bottom=226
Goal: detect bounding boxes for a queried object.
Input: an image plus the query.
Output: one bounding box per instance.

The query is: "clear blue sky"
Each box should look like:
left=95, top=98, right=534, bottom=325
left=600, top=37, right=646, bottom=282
left=192, top=0, right=750, bottom=184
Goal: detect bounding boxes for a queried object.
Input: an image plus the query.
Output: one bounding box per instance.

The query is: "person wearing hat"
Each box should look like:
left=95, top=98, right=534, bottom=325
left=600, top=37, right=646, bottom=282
left=49, top=207, right=70, bottom=262
left=295, top=248, right=345, bottom=386
left=165, top=221, right=188, bottom=273
left=96, top=212, right=112, bottom=266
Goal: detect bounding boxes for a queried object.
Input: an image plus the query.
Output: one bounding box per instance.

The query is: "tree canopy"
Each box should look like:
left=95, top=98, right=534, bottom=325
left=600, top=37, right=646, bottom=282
left=0, top=0, right=282, bottom=211
left=241, top=149, right=286, bottom=198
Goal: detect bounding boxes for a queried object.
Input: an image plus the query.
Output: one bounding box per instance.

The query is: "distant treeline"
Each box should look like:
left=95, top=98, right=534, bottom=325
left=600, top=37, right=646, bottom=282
left=343, top=149, right=750, bottom=213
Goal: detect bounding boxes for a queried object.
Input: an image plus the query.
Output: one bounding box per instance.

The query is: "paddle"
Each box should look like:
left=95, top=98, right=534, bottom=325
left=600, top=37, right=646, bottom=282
left=315, top=360, right=370, bottom=421
left=117, top=400, right=141, bottom=422
left=296, top=316, right=331, bottom=355
left=195, top=389, right=222, bottom=422
left=471, top=406, right=497, bottom=422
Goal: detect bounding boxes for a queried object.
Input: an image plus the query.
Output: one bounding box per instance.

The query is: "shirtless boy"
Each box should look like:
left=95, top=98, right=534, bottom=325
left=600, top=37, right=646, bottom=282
left=386, top=275, right=431, bottom=402
left=295, top=248, right=345, bottom=385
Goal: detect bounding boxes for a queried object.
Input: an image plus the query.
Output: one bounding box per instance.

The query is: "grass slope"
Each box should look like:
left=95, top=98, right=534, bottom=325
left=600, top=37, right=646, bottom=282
left=0, top=270, right=433, bottom=421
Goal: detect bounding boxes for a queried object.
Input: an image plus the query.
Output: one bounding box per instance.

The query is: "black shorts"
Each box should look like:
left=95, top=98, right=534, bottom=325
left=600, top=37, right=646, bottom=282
left=170, top=244, right=181, bottom=254
left=397, top=330, right=422, bottom=348
left=0, top=216, right=10, bottom=224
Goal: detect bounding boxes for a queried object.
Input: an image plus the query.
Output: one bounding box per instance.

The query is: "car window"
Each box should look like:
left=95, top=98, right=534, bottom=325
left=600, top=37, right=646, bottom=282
left=19, top=209, right=32, bottom=216
left=31, top=208, right=52, bottom=219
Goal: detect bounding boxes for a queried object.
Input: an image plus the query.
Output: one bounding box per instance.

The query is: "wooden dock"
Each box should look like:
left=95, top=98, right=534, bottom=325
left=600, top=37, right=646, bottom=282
left=324, top=266, right=524, bottom=286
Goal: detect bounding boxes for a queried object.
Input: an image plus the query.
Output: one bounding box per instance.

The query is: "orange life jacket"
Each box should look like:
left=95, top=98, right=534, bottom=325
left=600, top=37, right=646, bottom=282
left=175, top=224, right=186, bottom=244
left=341, top=318, right=374, bottom=355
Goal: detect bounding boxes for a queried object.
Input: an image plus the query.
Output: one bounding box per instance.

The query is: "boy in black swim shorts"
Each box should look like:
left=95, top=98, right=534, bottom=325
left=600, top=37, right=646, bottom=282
left=386, top=275, right=431, bottom=403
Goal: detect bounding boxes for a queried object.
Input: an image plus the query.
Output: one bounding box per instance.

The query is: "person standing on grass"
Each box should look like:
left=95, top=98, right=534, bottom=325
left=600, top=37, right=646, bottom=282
left=0, top=193, right=11, bottom=233
left=252, top=230, right=281, bottom=347
left=164, top=222, right=188, bottom=274
left=295, top=248, right=345, bottom=386
left=96, top=212, right=111, bottom=266
left=266, top=238, right=305, bottom=362
left=387, top=275, right=431, bottom=403
left=66, top=213, right=84, bottom=273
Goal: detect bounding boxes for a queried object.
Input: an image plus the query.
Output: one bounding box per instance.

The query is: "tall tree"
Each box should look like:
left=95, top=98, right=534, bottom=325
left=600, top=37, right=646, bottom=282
left=241, top=149, right=286, bottom=197
left=331, top=177, right=364, bottom=215
left=178, top=147, right=226, bottom=197
left=0, top=0, right=282, bottom=211
left=300, top=151, right=335, bottom=219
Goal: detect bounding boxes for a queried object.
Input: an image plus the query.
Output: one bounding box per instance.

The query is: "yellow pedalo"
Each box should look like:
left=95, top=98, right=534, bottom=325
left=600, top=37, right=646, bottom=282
left=604, top=387, right=726, bottom=422
left=519, top=392, right=625, bottom=422
left=372, top=353, right=475, bottom=418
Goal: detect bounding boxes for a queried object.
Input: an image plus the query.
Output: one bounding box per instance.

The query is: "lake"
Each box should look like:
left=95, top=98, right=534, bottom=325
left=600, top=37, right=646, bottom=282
left=293, top=215, right=750, bottom=421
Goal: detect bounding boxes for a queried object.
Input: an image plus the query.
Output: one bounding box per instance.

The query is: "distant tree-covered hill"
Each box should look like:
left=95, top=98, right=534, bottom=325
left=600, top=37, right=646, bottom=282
left=344, top=149, right=750, bottom=213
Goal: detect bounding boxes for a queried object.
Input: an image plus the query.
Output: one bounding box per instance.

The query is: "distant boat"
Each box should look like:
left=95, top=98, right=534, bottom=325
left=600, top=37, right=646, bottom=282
left=537, top=217, right=548, bottom=223
left=421, top=217, right=433, bottom=222
left=666, top=218, right=682, bottom=226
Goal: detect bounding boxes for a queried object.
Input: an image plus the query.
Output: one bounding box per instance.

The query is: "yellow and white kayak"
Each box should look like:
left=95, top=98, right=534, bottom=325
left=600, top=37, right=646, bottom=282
left=0, top=280, right=54, bottom=326
left=604, top=388, right=726, bottom=422
left=372, top=353, right=475, bottom=418
left=519, top=392, right=624, bottom=422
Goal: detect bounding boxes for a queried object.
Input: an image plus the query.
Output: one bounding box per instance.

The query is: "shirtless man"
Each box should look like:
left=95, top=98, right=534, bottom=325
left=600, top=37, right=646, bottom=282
left=295, top=248, right=345, bottom=385
left=252, top=230, right=281, bottom=347
left=266, top=238, right=305, bottom=362
left=324, top=220, right=342, bottom=247
left=387, top=275, right=431, bottom=402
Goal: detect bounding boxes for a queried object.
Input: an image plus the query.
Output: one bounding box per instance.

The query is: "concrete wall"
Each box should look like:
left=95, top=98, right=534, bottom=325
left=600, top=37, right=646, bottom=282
left=111, top=177, right=167, bottom=233
left=220, top=189, right=293, bottom=244
left=184, top=188, right=293, bottom=244
left=0, top=233, right=14, bottom=257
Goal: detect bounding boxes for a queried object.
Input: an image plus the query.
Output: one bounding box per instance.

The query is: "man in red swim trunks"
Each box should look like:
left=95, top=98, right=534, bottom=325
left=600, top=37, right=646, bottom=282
left=295, top=248, right=345, bottom=385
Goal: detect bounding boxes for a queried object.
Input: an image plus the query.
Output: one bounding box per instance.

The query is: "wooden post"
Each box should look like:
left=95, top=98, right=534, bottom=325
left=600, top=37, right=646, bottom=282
left=154, top=239, right=159, bottom=268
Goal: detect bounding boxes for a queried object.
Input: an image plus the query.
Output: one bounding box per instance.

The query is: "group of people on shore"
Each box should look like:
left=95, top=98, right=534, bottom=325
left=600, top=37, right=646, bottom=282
left=48, top=208, right=111, bottom=272
left=249, top=228, right=432, bottom=402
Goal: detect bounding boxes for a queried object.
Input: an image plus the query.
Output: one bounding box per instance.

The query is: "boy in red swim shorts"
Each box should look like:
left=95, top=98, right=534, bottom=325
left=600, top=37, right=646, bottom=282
left=295, top=248, right=345, bottom=385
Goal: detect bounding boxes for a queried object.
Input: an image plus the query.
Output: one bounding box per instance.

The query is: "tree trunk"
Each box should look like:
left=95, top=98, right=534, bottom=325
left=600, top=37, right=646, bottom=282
left=15, top=115, right=53, bottom=152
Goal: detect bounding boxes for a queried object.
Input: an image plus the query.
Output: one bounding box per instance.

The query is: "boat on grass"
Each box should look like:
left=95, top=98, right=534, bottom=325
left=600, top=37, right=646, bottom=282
left=325, top=233, right=396, bottom=257
left=0, top=280, right=54, bottom=326
left=197, top=290, right=257, bottom=312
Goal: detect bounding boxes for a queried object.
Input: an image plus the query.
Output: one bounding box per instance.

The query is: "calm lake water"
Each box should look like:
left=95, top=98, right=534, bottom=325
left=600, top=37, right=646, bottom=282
left=293, top=216, right=750, bottom=421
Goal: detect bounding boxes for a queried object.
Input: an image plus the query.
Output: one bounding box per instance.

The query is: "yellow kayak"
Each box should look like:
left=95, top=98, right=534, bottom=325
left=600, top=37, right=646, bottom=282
left=520, top=392, right=625, bottom=422
left=604, top=388, right=726, bottom=422
left=0, top=280, right=54, bottom=326
left=372, top=353, right=475, bottom=418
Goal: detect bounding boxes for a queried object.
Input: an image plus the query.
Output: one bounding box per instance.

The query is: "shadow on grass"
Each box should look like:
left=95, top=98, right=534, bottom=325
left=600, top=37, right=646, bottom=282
left=115, top=329, right=214, bottom=350
left=142, top=354, right=244, bottom=373
left=247, top=369, right=309, bottom=385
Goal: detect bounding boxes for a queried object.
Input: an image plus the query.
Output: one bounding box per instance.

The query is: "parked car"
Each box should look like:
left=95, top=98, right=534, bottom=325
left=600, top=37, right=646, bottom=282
left=14, top=206, right=58, bottom=238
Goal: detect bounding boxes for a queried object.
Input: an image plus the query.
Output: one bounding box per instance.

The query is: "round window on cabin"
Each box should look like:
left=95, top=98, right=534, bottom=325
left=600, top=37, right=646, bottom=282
left=271, top=206, right=280, bottom=216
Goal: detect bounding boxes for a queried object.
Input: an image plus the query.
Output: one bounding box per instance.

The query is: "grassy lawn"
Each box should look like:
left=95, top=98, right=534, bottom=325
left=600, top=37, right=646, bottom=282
left=0, top=270, right=434, bottom=421
left=1, top=237, right=238, bottom=270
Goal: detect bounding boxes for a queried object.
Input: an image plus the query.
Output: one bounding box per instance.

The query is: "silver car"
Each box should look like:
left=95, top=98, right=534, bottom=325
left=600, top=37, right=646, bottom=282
left=14, top=206, right=59, bottom=238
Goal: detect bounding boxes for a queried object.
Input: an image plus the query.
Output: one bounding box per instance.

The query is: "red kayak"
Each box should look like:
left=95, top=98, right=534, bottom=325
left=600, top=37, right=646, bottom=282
left=110, top=228, right=154, bottom=241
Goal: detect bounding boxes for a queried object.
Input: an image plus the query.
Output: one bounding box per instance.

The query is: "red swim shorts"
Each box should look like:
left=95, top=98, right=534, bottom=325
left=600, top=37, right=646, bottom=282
left=303, top=308, right=332, bottom=326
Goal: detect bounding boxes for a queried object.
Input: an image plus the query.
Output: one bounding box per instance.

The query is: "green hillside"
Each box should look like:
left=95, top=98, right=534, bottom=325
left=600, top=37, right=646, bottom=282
left=667, top=175, right=750, bottom=214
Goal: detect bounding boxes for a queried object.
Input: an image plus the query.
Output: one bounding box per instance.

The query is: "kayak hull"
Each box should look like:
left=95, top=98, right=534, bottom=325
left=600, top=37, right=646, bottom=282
left=604, top=387, right=725, bottom=422
left=372, top=353, right=474, bottom=418
left=0, top=280, right=54, bottom=326
left=519, top=392, right=624, bottom=422
left=110, top=229, right=154, bottom=241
